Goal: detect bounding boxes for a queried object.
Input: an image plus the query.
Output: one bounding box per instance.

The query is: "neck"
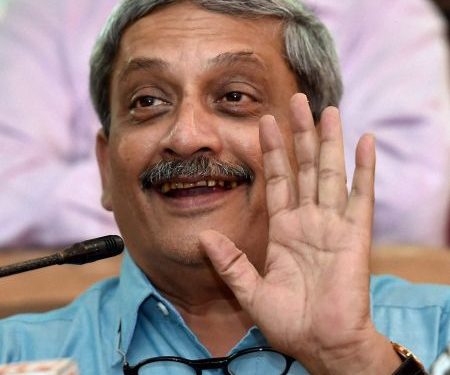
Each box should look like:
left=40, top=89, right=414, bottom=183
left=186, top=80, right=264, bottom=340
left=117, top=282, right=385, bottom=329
left=146, top=259, right=254, bottom=356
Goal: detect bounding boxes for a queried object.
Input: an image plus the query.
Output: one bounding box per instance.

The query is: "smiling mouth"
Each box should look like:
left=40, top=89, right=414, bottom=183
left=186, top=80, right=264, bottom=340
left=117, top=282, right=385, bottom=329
left=156, top=178, right=247, bottom=198
left=140, top=155, right=255, bottom=198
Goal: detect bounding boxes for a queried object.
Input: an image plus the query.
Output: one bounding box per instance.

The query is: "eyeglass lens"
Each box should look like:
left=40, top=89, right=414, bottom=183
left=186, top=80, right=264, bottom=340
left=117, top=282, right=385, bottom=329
left=139, top=360, right=196, bottom=374
left=227, top=350, right=288, bottom=374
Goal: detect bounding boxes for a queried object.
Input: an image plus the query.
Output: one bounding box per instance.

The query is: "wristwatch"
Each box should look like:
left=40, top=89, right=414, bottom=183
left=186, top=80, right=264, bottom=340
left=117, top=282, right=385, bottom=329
left=392, top=342, right=428, bottom=375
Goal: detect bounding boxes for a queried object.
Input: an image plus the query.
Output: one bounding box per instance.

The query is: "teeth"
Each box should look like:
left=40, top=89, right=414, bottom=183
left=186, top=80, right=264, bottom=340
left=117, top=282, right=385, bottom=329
left=161, top=183, right=171, bottom=193
left=160, top=180, right=239, bottom=193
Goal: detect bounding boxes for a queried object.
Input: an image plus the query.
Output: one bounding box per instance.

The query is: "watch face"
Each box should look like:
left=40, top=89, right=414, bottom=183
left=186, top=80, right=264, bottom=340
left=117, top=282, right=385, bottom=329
left=431, top=346, right=450, bottom=375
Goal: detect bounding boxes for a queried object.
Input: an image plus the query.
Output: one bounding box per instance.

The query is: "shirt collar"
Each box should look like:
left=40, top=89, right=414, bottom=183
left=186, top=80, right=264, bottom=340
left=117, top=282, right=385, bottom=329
left=111, top=250, right=158, bottom=366
left=109, top=250, right=270, bottom=367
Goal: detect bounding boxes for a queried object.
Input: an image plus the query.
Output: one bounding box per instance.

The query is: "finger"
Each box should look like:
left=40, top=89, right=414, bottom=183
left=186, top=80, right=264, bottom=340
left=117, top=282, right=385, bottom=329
left=199, top=230, right=260, bottom=309
left=317, top=107, right=348, bottom=212
left=345, top=134, right=376, bottom=228
left=259, top=115, right=297, bottom=216
left=289, top=93, right=319, bottom=206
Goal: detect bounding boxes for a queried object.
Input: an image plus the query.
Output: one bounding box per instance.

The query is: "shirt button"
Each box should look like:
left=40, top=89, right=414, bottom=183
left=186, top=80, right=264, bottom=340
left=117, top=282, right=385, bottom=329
left=157, top=302, right=170, bottom=316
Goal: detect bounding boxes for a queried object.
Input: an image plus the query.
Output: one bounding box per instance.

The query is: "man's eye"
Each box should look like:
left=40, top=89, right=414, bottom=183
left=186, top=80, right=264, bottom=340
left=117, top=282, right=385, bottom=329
left=224, top=91, right=244, bottom=102
left=215, top=89, right=261, bottom=118
left=218, top=91, right=256, bottom=105
left=130, top=95, right=166, bottom=109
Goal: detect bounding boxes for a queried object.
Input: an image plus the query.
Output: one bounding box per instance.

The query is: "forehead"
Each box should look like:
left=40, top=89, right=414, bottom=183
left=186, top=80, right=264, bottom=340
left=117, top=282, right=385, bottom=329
left=113, top=1, right=289, bottom=77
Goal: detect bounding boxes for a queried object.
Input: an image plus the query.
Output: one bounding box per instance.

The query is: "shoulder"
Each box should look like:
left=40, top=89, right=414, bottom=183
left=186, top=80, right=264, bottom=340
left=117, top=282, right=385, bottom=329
left=0, top=277, right=119, bottom=363
left=371, top=275, right=450, bottom=310
left=371, top=275, right=450, bottom=369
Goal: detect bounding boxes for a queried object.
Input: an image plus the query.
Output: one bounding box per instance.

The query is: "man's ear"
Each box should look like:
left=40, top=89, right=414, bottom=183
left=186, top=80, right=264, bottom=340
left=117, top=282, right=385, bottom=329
left=96, top=129, right=113, bottom=211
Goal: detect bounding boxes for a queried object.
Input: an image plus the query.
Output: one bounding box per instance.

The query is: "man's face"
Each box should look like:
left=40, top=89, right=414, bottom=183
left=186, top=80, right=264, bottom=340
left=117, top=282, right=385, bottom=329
left=97, top=1, right=299, bottom=274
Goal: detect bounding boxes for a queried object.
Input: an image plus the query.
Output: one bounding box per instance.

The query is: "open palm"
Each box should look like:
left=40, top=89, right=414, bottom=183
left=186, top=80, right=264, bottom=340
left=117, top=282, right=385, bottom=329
left=200, top=93, right=394, bottom=374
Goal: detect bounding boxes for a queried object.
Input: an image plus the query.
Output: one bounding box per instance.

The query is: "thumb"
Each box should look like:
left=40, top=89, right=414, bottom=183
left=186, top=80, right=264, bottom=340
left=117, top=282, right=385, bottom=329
left=199, top=230, right=261, bottom=309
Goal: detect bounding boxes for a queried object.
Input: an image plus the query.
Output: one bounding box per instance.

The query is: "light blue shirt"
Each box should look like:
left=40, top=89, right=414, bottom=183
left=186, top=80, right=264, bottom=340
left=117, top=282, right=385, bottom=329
left=0, top=251, right=449, bottom=374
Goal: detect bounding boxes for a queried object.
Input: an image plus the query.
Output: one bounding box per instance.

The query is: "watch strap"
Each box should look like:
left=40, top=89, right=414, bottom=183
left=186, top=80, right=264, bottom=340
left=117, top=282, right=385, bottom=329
left=392, top=342, right=428, bottom=375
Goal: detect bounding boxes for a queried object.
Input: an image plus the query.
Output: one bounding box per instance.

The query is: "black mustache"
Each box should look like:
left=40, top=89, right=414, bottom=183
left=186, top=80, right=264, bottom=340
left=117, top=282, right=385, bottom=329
left=139, top=155, right=255, bottom=190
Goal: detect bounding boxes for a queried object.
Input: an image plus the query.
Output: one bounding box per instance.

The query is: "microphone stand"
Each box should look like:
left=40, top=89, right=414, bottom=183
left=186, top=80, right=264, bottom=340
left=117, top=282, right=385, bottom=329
left=0, top=235, right=124, bottom=278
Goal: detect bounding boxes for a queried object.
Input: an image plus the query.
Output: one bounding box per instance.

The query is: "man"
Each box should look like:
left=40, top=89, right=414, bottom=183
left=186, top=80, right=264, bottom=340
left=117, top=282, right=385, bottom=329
left=0, top=0, right=448, bottom=249
left=0, top=0, right=449, bottom=374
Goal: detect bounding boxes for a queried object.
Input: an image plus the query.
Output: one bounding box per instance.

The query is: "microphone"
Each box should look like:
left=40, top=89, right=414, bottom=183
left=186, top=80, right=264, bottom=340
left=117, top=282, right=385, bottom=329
left=0, top=235, right=124, bottom=278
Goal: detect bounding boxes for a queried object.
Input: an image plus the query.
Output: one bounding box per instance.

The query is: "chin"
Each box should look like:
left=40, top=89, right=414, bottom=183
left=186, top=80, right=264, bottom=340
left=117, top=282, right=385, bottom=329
left=154, top=232, right=211, bottom=267
left=166, top=247, right=210, bottom=267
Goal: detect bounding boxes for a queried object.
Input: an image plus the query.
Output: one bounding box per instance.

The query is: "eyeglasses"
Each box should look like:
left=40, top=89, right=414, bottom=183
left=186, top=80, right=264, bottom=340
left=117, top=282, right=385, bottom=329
left=122, top=346, right=295, bottom=375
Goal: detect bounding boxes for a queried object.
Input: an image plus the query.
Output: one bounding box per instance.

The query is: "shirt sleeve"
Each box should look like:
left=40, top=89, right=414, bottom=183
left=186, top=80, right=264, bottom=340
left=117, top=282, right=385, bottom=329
left=0, top=0, right=118, bottom=248
left=321, top=0, right=450, bottom=246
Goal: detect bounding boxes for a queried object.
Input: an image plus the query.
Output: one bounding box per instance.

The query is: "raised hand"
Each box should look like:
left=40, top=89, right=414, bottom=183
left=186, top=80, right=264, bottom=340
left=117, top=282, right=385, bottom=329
left=199, top=93, right=399, bottom=374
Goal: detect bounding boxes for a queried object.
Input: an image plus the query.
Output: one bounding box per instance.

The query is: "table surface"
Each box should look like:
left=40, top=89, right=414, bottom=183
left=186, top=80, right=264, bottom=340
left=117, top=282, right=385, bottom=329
left=0, top=246, right=449, bottom=318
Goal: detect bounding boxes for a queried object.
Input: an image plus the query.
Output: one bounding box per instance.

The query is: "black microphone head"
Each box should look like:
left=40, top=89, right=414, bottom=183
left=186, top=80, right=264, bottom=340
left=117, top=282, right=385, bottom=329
left=59, top=235, right=125, bottom=265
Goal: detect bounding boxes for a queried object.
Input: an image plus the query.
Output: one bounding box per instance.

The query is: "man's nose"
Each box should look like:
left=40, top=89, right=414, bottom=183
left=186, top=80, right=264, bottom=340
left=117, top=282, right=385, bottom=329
left=160, top=101, right=222, bottom=158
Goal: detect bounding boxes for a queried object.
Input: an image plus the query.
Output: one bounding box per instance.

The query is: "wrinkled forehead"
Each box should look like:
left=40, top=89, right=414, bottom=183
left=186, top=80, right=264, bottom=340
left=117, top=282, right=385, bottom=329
left=111, top=1, right=287, bottom=80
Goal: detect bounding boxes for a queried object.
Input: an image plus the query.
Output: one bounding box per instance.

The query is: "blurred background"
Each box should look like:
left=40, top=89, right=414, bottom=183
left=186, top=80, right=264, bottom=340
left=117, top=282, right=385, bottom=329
left=0, top=0, right=7, bottom=18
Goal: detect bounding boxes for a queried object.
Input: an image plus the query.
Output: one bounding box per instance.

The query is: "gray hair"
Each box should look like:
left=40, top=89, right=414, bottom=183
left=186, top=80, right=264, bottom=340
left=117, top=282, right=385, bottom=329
left=90, top=0, right=343, bottom=136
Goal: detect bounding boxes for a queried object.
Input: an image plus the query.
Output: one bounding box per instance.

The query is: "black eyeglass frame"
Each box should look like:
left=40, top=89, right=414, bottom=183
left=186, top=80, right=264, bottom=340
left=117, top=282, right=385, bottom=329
left=123, top=346, right=295, bottom=375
